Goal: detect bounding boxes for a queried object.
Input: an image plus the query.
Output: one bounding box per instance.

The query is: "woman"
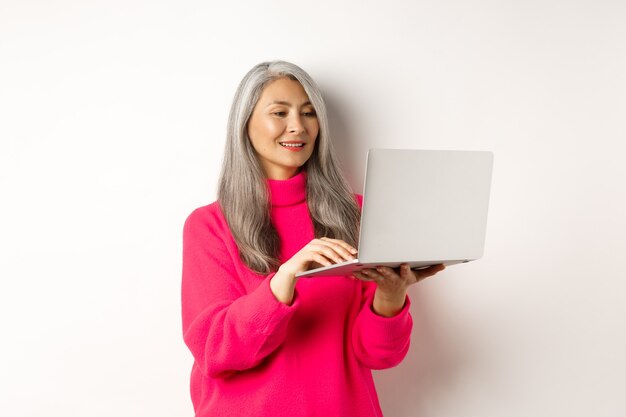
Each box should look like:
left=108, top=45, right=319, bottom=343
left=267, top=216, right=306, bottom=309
left=181, top=60, right=444, bottom=417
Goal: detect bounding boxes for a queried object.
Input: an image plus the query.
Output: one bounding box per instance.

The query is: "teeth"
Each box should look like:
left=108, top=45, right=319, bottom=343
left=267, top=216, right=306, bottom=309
left=280, top=143, right=304, bottom=147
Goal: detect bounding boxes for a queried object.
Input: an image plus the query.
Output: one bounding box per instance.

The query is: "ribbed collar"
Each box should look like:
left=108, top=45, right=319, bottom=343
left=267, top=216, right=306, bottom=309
left=266, top=170, right=307, bottom=207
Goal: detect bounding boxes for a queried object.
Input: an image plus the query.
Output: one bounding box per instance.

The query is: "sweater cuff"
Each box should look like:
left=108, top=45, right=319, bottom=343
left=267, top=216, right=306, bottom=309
left=249, top=273, right=301, bottom=336
left=363, top=294, right=412, bottom=339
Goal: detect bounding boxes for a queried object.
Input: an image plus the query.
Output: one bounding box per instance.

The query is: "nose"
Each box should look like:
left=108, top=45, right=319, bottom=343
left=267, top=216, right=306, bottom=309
left=287, top=114, right=305, bottom=135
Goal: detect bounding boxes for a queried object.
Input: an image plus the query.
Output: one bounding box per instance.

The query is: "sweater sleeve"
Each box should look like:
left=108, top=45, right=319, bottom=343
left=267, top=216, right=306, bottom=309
left=350, top=192, right=413, bottom=369
left=351, top=281, right=413, bottom=369
left=181, top=207, right=301, bottom=379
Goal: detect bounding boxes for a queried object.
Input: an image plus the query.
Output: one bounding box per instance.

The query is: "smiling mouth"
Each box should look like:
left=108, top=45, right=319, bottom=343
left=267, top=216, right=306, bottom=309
left=279, top=143, right=305, bottom=148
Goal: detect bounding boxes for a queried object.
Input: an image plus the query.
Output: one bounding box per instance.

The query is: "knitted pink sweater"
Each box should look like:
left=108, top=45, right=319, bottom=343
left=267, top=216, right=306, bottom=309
left=181, top=170, right=412, bottom=417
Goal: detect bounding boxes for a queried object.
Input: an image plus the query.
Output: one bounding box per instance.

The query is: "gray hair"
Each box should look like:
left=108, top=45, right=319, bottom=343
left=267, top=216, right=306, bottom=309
left=217, top=60, right=360, bottom=274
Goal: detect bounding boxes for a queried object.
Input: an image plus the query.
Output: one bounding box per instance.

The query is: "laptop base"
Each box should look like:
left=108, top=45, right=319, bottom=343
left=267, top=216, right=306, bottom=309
left=295, top=259, right=470, bottom=278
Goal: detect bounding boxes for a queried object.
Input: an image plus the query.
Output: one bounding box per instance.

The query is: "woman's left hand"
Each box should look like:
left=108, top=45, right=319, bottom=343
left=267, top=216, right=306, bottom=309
left=352, top=263, right=445, bottom=316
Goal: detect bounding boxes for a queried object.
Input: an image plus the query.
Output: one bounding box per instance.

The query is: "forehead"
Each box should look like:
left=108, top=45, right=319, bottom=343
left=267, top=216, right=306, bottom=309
left=258, top=77, right=311, bottom=105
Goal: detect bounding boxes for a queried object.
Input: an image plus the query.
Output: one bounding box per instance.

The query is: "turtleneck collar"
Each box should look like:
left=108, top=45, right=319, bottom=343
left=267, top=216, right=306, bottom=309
left=266, top=170, right=307, bottom=207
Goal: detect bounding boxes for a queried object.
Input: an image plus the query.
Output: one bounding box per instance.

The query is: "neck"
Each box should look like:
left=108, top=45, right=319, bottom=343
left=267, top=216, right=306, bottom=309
left=263, top=166, right=301, bottom=181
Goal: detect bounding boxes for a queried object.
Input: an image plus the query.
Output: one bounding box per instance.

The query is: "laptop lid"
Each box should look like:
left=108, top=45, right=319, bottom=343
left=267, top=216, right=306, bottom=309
left=358, top=148, right=494, bottom=263
left=295, top=149, right=494, bottom=278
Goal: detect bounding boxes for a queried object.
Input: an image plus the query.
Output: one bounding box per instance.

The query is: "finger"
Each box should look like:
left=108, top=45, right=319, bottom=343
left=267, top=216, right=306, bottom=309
left=320, top=237, right=358, bottom=254
left=375, top=266, right=401, bottom=279
left=318, top=238, right=358, bottom=261
left=319, top=237, right=358, bottom=256
left=352, top=271, right=376, bottom=282
left=314, top=239, right=357, bottom=262
left=412, top=264, right=446, bottom=280
left=360, top=268, right=384, bottom=282
left=398, top=264, right=415, bottom=279
left=314, top=243, right=357, bottom=265
left=307, top=243, right=345, bottom=264
left=312, top=253, right=333, bottom=267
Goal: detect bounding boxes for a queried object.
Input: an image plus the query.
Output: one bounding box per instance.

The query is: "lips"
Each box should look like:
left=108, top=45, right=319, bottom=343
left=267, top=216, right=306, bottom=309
left=279, top=141, right=305, bottom=148
left=278, top=141, right=306, bottom=151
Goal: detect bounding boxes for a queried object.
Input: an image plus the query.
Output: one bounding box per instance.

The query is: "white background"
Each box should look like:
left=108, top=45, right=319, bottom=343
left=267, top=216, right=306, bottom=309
left=1, top=0, right=625, bottom=416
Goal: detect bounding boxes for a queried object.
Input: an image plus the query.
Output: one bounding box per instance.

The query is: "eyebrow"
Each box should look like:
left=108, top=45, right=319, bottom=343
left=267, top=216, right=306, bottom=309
left=266, top=100, right=312, bottom=108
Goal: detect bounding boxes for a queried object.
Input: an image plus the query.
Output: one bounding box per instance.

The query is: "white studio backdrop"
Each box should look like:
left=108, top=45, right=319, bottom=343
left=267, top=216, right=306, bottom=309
left=1, top=0, right=625, bottom=416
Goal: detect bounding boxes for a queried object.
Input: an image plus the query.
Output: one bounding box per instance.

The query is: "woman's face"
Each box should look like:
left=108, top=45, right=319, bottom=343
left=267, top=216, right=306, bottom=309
left=247, top=77, right=319, bottom=180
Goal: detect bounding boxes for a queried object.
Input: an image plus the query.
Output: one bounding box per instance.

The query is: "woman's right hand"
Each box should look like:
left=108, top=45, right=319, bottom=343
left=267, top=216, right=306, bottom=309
left=271, top=237, right=357, bottom=305
left=278, top=237, right=358, bottom=278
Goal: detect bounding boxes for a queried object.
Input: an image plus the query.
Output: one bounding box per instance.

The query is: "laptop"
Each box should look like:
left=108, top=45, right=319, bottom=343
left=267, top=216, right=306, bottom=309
left=295, top=149, right=494, bottom=278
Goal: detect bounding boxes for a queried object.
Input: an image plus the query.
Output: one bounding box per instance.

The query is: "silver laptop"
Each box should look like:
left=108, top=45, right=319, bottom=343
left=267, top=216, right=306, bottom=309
left=295, top=149, right=494, bottom=278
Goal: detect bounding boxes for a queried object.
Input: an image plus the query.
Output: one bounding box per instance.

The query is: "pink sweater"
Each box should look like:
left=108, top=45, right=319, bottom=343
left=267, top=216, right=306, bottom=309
left=181, top=170, right=412, bottom=417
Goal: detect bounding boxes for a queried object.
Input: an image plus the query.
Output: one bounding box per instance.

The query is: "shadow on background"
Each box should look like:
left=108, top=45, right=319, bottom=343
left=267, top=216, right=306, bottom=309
left=374, top=285, right=472, bottom=417
left=325, top=87, right=471, bottom=415
left=323, top=91, right=364, bottom=192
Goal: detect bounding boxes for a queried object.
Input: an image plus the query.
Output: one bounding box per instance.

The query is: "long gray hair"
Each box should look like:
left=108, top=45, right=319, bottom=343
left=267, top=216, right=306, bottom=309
left=217, top=60, right=361, bottom=274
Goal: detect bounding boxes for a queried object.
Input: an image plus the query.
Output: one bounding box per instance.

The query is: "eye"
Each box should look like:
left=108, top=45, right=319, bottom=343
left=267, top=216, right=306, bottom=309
left=272, top=111, right=287, bottom=117
left=303, top=111, right=317, bottom=117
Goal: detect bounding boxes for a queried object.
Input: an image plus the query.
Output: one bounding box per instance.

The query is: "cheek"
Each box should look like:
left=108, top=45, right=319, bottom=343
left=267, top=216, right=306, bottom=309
left=249, top=115, right=282, bottom=141
left=308, top=120, right=320, bottom=139
left=258, top=118, right=284, bottom=138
